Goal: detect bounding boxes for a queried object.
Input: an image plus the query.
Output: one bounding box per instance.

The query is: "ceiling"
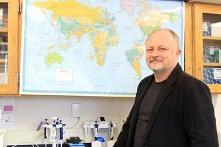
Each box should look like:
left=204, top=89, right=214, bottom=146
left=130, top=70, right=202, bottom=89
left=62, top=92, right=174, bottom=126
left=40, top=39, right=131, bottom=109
left=188, top=0, right=221, bottom=4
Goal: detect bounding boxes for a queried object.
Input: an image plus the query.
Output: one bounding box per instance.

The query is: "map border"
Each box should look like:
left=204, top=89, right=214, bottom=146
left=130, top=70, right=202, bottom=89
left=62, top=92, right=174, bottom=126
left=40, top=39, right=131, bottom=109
left=19, top=0, right=185, bottom=97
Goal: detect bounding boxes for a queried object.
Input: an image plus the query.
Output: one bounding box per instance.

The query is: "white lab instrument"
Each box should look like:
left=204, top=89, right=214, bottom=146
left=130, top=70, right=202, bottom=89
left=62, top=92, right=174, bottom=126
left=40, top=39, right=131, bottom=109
left=107, top=140, right=116, bottom=147
left=39, top=117, right=65, bottom=147
left=83, top=117, right=116, bottom=147
left=92, top=140, right=105, bottom=147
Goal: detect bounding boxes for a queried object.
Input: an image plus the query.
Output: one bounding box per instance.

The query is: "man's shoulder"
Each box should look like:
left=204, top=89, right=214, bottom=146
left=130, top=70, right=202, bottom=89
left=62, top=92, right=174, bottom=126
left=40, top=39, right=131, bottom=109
left=182, top=72, right=204, bottom=84
left=138, top=75, right=153, bottom=87
left=180, top=72, right=209, bottom=91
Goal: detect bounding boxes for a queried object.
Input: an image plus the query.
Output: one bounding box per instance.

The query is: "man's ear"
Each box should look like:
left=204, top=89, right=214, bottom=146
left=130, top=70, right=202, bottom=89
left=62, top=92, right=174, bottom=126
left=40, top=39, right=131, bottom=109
left=177, top=49, right=181, bottom=55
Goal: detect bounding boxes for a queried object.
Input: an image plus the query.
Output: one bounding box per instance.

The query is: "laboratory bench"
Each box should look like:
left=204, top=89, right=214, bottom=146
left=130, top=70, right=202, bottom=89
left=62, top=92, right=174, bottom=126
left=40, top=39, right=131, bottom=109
left=7, top=143, right=91, bottom=147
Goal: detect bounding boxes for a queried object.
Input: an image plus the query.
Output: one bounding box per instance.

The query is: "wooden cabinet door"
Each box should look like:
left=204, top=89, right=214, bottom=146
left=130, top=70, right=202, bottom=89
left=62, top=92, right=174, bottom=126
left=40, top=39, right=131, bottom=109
left=0, top=0, right=19, bottom=95
left=193, top=3, right=221, bottom=93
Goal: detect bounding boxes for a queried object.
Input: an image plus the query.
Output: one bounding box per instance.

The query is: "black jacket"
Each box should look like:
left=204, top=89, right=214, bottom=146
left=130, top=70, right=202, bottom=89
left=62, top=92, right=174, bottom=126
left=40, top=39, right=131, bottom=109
left=114, top=64, right=219, bottom=147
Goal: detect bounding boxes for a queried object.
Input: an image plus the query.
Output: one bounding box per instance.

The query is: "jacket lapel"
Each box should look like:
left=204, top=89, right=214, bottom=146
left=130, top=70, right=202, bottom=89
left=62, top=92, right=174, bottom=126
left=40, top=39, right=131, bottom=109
left=143, top=64, right=183, bottom=145
left=127, top=75, right=154, bottom=147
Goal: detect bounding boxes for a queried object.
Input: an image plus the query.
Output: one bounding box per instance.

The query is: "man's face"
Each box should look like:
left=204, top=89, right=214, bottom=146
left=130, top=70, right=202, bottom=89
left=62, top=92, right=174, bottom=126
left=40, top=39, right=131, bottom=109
left=145, top=30, right=180, bottom=73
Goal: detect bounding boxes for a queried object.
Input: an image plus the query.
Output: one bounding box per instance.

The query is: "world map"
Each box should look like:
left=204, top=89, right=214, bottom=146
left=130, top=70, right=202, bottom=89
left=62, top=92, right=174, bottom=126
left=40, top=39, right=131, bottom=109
left=20, top=0, right=184, bottom=96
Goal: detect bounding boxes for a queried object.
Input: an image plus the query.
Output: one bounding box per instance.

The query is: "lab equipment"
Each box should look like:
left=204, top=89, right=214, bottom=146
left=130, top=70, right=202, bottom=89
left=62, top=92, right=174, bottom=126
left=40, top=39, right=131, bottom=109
left=68, top=143, right=85, bottom=147
left=39, top=117, right=66, bottom=147
left=83, top=117, right=116, bottom=147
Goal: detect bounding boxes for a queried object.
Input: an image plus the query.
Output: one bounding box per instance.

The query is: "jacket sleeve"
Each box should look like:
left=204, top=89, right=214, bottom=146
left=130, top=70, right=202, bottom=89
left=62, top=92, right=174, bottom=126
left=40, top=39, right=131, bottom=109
left=113, top=79, right=145, bottom=147
left=113, top=106, right=134, bottom=147
left=183, top=80, right=219, bottom=147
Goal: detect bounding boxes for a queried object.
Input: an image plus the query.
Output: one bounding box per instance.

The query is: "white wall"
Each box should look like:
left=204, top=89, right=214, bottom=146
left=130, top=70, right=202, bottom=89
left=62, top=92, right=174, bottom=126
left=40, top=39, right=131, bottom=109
left=1, top=94, right=221, bottom=146
left=212, top=94, right=221, bottom=143
left=3, top=95, right=134, bottom=146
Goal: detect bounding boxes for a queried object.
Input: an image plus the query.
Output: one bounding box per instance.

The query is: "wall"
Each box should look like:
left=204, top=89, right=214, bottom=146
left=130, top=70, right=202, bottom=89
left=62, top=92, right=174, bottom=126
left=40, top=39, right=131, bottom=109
left=2, top=95, right=134, bottom=146
left=1, top=94, right=221, bottom=146
left=212, top=94, right=221, bottom=143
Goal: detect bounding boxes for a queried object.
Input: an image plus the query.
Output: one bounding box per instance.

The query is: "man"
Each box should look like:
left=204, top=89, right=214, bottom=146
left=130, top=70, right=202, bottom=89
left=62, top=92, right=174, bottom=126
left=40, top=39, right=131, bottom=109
left=114, top=28, right=219, bottom=147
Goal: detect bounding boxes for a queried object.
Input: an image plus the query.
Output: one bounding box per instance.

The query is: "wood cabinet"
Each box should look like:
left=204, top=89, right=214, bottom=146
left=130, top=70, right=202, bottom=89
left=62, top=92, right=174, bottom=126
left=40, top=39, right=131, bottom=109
left=193, top=3, right=221, bottom=93
left=0, top=0, right=19, bottom=95
left=185, top=3, right=193, bottom=75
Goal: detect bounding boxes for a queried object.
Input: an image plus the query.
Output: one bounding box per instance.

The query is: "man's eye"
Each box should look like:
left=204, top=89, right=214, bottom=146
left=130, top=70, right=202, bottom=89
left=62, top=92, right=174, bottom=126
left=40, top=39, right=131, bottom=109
left=146, top=48, right=153, bottom=52
left=159, top=47, right=166, bottom=51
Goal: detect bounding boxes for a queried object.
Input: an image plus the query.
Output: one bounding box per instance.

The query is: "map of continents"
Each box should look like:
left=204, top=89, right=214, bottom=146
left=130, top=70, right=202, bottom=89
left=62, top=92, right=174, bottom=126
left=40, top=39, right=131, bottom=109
left=20, top=0, right=183, bottom=96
